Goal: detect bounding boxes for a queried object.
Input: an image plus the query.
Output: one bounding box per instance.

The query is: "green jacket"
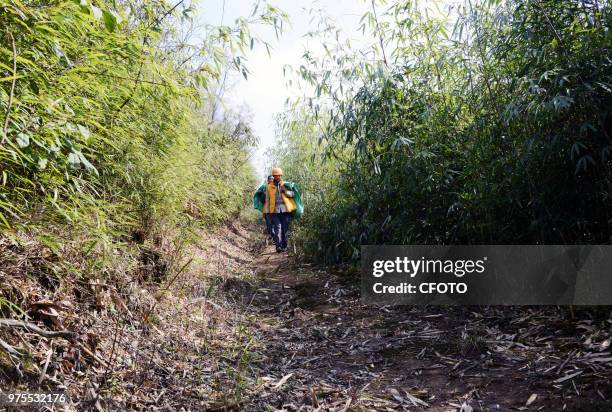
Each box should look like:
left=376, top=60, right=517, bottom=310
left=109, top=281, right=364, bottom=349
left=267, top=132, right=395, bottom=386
left=253, top=181, right=304, bottom=218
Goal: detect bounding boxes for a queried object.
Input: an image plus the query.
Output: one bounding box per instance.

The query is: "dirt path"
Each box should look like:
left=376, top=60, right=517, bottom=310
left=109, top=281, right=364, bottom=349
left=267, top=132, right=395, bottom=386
left=4, top=216, right=609, bottom=411
left=202, top=217, right=611, bottom=411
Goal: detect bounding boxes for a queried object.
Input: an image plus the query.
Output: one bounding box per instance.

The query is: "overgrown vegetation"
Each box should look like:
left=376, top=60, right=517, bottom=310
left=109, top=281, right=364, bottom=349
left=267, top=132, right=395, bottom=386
left=272, top=0, right=612, bottom=263
left=0, top=0, right=287, bottom=269
left=0, top=2, right=610, bottom=408
left=0, top=0, right=288, bottom=404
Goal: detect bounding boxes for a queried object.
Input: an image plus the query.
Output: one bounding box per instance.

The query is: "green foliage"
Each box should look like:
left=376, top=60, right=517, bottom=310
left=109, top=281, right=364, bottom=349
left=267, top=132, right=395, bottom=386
left=273, top=0, right=612, bottom=263
left=265, top=107, right=343, bottom=253
left=0, top=0, right=284, bottom=240
left=0, top=0, right=287, bottom=324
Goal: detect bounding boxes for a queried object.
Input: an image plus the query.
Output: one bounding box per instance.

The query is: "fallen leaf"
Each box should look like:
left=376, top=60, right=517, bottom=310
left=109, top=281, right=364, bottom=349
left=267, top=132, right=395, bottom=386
left=460, top=403, right=473, bottom=412
left=404, top=389, right=429, bottom=407
left=526, top=393, right=537, bottom=406
left=553, top=370, right=583, bottom=383
left=388, top=388, right=405, bottom=404
left=273, top=372, right=294, bottom=389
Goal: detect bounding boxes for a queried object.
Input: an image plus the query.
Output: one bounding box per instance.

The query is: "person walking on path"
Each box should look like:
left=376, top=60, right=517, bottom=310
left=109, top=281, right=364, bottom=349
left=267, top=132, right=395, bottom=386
left=262, top=175, right=274, bottom=238
left=253, top=167, right=303, bottom=253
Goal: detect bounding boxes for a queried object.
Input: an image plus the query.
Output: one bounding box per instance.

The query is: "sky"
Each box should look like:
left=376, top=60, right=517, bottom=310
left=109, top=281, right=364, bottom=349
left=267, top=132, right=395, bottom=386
left=198, top=0, right=373, bottom=178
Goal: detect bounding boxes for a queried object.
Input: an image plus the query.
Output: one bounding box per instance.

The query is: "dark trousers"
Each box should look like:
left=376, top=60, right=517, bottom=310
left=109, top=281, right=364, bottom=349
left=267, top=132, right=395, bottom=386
left=270, top=212, right=291, bottom=249
left=263, top=214, right=273, bottom=237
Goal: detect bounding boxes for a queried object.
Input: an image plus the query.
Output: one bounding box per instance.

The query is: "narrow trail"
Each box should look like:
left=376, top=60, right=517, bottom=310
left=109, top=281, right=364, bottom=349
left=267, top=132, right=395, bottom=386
left=57, top=215, right=608, bottom=410
left=4, top=214, right=607, bottom=410
left=190, top=216, right=610, bottom=411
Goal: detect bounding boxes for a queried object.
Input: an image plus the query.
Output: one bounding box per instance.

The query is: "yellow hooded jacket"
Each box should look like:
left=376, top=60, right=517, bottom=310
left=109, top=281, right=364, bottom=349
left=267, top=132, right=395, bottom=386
left=264, top=180, right=296, bottom=214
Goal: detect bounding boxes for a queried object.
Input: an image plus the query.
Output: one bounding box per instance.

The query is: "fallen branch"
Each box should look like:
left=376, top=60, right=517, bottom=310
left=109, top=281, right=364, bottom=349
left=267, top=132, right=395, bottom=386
left=147, top=257, right=194, bottom=316
left=38, top=346, right=53, bottom=385
left=76, top=342, right=109, bottom=367
left=557, top=348, right=577, bottom=375
left=0, top=318, right=75, bottom=339
left=0, top=337, right=21, bottom=356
